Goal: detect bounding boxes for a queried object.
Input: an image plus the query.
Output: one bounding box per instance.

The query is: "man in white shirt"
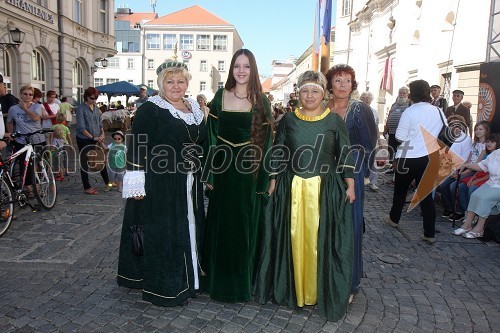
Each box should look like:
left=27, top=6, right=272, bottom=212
left=385, top=80, right=444, bottom=244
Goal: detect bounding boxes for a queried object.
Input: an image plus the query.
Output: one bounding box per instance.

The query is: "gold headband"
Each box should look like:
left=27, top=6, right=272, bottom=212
left=298, top=83, right=324, bottom=92
left=156, top=61, right=188, bottom=75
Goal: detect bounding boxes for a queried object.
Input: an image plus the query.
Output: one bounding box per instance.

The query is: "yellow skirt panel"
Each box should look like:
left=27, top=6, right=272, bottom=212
left=290, top=175, right=321, bottom=306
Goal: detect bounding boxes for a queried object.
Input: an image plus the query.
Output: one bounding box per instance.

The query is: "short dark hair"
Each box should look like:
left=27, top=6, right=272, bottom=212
left=430, top=85, right=441, bottom=90
left=486, top=133, right=500, bottom=149
left=46, top=90, right=57, bottom=98
left=84, top=87, right=99, bottom=99
left=33, top=88, right=43, bottom=99
left=452, top=89, right=464, bottom=96
left=325, top=64, right=358, bottom=92
left=409, top=80, right=432, bottom=103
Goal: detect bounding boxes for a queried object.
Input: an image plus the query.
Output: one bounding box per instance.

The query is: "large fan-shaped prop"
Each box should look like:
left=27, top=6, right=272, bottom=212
left=478, top=83, right=496, bottom=122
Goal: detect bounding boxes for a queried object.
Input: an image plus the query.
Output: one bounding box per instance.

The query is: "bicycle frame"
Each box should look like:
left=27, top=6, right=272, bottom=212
left=3, top=143, right=34, bottom=191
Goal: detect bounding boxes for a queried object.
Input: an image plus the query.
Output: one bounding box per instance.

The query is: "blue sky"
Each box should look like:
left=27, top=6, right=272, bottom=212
left=115, top=1, right=337, bottom=76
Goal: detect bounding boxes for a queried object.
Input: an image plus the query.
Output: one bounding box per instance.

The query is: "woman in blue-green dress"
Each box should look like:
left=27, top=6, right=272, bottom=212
left=202, top=49, right=274, bottom=302
left=325, top=64, right=378, bottom=299
left=255, top=70, right=355, bottom=321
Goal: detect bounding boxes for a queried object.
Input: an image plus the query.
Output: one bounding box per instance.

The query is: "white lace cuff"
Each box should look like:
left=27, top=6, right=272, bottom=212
left=122, top=171, right=146, bottom=198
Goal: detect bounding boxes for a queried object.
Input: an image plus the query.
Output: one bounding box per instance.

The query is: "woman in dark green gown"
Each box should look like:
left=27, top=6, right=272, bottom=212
left=117, top=61, right=206, bottom=306
left=255, top=71, right=355, bottom=321
left=202, top=49, right=274, bottom=302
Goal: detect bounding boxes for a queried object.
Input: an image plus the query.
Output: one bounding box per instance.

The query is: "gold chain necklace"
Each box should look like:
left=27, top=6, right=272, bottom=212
left=178, top=117, right=200, bottom=144
left=164, top=97, right=200, bottom=144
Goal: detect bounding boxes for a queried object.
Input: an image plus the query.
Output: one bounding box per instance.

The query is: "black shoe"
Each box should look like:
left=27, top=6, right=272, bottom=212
left=448, top=213, right=465, bottom=222
left=441, top=209, right=453, bottom=218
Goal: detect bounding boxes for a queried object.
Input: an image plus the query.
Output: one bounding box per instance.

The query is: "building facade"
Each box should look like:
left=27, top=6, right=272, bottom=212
left=334, top=0, right=490, bottom=126
left=267, top=27, right=336, bottom=107
left=0, top=0, right=116, bottom=103
left=93, top=8, right=158, bottom=90
left=95, top=5, right=243, bottom=101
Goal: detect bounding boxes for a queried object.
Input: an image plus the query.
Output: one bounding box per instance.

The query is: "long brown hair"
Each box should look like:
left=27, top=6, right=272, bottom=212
left=225, top=49, right=272, bottom=157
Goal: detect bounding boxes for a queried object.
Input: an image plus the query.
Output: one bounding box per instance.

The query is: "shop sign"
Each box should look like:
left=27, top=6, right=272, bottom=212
left=5, top=0, right=55, bottom=24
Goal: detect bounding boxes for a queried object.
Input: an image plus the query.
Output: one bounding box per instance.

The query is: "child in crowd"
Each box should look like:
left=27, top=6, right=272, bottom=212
left=50, top=113, right=72, bottom=181
left=453, top=134, right=499, bottom=223
left=440, top=120, right=490, bottom=219
left=50, top=126, right=67, bottom=181
left=107, top=130, right=126, bottom=192
left=452, top=133, right=500, bottom=239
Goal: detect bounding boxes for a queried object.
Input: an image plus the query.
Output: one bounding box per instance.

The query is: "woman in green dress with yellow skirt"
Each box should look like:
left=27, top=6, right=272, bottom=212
left=255, top=70, right=355, bottom=321
left=202, top=49, right=274, bottom=302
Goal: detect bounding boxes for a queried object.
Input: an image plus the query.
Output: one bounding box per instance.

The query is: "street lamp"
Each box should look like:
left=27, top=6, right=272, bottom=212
left=0, top=27, right=25, bottom=50
left=91, top=58, right=108, bottom=72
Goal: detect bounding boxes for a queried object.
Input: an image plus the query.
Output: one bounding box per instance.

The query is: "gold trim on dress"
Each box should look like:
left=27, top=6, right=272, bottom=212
left=222, top=89, right=252, bottom=113
left=217, top=135, right=251, bottom=147
left=117, top=274, right=143, bottom=282
left=269, top=172, right=278, bottom=176
left=143, top=253, right=189, bottom=299
left=126, top=160, right=144, bottom=168
left=222, top=109, right=252, bottom=113
left=208, top=113, right=218, bottom=119
left=339, top=165, right=355, bottom=169
left=294, top=108, right=330, bottom=122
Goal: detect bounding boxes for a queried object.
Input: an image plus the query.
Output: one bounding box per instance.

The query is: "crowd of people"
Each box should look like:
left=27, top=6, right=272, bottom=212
left=113, top=52, right=499, bottom=321
left=2, top=47, right=499, bottom=322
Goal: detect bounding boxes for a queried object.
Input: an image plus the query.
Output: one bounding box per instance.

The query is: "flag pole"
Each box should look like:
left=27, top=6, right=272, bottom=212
left=312, top=49, right=320, bottom=72
left=312, top=0, right=320, bottom=71
left=320, top=35, right=330, bottom=74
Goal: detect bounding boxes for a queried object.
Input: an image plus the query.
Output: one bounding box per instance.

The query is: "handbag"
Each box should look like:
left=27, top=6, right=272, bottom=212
left=86, top=142, right=109, bottom=172
left=129, top=225, right=144, bottom=256
left=436, top=107, right=455, bottom=148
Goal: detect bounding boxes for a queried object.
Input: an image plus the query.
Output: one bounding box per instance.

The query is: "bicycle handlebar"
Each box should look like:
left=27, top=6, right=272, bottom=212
left=11, top=129, right=54, bottom=138
left=0, top=129, right=54, bottom=143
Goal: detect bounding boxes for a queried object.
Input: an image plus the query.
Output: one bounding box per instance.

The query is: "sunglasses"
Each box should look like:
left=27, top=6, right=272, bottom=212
left=88, top=96, right=97, bottom=100
left=22, top=93, right=33, bottom=96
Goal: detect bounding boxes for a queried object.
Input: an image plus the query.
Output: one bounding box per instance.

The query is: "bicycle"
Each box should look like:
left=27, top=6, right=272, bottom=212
left=0, top=129, right=57, bottom=237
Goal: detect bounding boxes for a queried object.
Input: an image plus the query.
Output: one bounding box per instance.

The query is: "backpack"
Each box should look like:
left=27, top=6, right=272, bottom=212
left=483, top=214, right=500, bottom=243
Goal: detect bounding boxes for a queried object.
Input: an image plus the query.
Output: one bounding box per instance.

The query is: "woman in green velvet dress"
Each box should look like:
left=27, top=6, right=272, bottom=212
left=255, top=70, right=355, bottom=321
left=117, top=60, right=206, bottom=306
left=202, top=49, right=274, bottom=302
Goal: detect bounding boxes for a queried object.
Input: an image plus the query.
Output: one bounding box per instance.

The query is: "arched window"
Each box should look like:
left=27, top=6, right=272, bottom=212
left=31, top=50, right=46, bottom=95
left=72, top=61, right=84, bottom=104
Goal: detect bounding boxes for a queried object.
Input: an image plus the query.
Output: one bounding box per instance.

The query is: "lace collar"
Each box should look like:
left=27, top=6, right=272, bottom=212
left=148, top=95, right=204, bottom=125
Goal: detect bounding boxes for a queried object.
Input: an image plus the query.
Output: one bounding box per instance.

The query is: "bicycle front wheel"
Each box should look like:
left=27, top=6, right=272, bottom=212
left=33, top=158, right=57, bottom=210
left=0, top=178, right=15, bottom=237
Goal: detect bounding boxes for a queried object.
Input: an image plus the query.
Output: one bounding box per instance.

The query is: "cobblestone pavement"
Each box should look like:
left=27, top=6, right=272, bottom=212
left=0, top=136, right=499, bottom=332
